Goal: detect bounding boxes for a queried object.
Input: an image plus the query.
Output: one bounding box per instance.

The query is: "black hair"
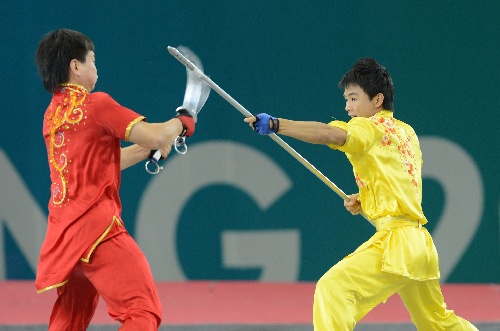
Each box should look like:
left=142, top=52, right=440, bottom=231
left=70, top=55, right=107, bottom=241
left=338, top=58, right=394, bottom=111
left=35, top=28, right=94, bottom=93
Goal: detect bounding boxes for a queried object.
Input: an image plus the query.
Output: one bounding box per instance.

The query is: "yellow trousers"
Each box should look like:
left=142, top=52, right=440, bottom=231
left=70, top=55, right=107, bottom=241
left=313, top=226, right=478, bottom=330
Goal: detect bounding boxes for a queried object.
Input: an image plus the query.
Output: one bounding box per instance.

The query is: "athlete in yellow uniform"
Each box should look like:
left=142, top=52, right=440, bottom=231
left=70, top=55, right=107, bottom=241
left=244, top=58, right=478, bottom=330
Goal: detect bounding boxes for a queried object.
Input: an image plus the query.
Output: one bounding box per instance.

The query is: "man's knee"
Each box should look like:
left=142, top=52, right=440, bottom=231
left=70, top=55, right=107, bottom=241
left=316, top=266, right=351, bottom=294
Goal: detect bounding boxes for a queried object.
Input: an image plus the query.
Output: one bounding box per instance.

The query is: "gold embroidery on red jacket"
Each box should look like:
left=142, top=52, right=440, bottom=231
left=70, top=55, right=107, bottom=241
left=46, top=84, right=87, bottom=205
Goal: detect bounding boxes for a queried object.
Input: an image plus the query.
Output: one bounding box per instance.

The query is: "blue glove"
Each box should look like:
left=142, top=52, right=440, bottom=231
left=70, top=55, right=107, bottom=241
left=253, top=113, right=279, bottom=135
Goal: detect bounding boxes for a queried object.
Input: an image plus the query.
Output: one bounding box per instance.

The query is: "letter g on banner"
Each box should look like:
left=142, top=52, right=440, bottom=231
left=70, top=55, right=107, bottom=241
left=136, top=141, right=296, bottom=280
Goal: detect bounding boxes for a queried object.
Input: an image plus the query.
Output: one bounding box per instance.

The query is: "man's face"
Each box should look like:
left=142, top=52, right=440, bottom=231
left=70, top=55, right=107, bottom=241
left=343, top=84, right=380, bottom=118
left=77, top=51, right=98, bottom=92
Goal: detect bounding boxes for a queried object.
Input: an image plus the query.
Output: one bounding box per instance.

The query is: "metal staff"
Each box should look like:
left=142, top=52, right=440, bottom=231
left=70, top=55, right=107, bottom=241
left=167, top=46, right=373, bottom=226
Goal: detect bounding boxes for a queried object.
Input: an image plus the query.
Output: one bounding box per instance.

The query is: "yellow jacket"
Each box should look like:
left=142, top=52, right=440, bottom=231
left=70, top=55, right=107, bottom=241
left=328, top=110, right=440, bottom=280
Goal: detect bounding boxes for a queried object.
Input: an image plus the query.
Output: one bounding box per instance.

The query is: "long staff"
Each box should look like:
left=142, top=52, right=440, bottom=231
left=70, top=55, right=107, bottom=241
left=167, top=46, right=373, bottom=225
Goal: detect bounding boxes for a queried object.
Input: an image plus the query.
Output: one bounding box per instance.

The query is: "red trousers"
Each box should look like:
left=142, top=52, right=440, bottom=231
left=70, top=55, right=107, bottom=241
left=49, top=232, right=162, bottom=330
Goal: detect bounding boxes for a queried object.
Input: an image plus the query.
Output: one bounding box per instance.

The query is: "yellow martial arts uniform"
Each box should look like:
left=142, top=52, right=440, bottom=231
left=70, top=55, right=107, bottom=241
left=312, top=110, right=478, bottom=330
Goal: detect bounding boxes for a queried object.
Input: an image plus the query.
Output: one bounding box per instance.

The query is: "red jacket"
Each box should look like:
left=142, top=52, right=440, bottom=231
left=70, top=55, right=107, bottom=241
left=36, top=84, right=143, bottom=292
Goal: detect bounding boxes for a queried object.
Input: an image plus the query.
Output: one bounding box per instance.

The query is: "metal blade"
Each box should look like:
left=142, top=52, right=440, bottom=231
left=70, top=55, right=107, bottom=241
left=177, top=46, right=211, bottom=119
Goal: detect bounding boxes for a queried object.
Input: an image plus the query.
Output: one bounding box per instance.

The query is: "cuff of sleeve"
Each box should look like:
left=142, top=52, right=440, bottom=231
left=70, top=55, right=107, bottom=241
left=125, top=116, right=146, bottom=142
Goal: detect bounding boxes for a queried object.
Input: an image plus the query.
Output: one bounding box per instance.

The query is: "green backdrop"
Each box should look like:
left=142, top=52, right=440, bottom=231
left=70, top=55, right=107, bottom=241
left=0, top=0, right=498, bottom=283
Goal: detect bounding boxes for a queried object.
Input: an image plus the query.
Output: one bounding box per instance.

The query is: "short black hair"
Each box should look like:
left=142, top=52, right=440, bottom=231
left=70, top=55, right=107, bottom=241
left=35, top=28, right=94, bottom=92
left=339, top=58, right=394, bottom=111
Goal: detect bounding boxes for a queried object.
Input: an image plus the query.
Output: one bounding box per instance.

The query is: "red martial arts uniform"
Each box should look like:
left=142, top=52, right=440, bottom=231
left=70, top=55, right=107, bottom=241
left=37, top=84, right=162, bottom=330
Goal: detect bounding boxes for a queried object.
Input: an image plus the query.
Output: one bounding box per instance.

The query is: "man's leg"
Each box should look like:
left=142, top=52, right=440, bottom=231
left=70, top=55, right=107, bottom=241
left=398, top=279, right=479, bottom=331
left=313, top=243, right=410, bottom=331
left=82, top=232, right=162, bottom=330
left=49, top=264, right=99, bottom=331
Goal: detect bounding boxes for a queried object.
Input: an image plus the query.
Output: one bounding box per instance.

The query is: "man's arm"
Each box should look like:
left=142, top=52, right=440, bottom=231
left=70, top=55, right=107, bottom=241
left=120, top=144, right=150, bottom=170
left=244, top=115, right=347, bottom=146
left=122, top=116, right=191, bottom=170
left=127, top=118, right=185, bottom=150
left=120, top=144, right=172, bottom=170
left=278, top=119, right=347, bottom=146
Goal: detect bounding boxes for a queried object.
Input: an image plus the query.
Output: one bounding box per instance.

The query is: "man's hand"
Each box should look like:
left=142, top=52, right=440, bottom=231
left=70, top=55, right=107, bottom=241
left=148, top=144, right=172, bottom=161
left=244, top=113, right=279, bottom=135
left=344, top=193, right=362, bottom=215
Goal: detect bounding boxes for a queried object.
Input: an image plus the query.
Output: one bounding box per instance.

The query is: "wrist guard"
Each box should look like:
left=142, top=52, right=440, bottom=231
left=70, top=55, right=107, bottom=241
left=176, top=114, right=195, bottom=137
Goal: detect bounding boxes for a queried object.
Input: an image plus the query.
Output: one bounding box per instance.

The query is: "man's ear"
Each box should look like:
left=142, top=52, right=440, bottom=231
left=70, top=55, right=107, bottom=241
left=69, top=59, right=80, bottom=76
left=374, top=93, right=384, bottom=108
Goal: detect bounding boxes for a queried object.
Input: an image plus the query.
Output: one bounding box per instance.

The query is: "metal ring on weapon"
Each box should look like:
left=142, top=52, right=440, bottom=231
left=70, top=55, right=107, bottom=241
left=174, top=136, right=187, bottom=154
left=145, top=158, right=163, bottom=175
